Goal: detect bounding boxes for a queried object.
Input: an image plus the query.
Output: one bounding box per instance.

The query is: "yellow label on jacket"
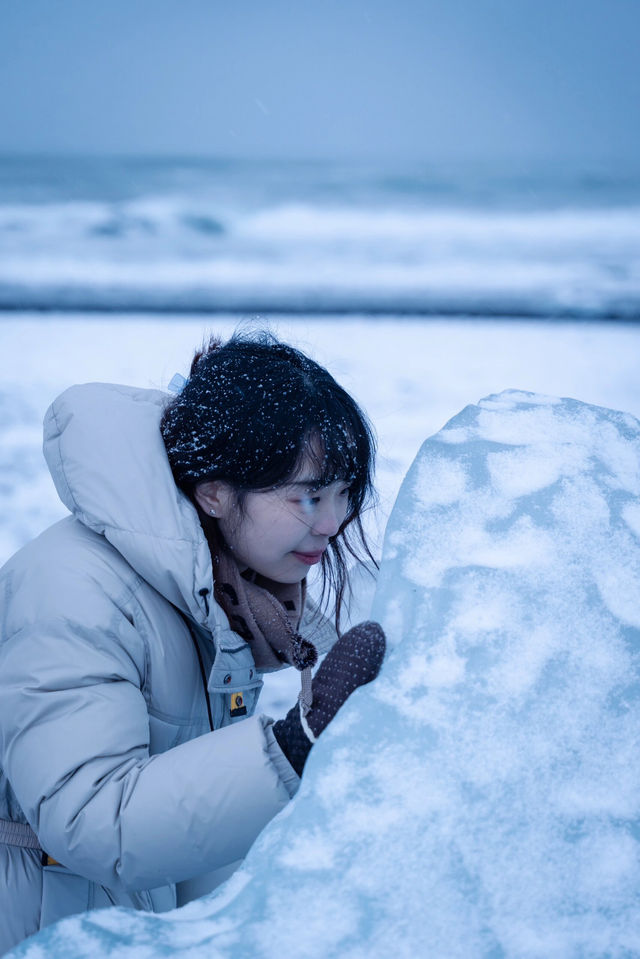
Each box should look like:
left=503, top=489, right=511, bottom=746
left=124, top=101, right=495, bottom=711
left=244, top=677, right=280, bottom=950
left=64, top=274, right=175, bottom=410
left=230, top=691, right=247, bottom=717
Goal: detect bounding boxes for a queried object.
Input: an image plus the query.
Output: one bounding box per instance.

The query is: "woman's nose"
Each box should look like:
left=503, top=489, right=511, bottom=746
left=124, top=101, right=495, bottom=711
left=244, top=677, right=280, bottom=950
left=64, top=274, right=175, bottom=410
left=311, top=498, right=344, bottom=537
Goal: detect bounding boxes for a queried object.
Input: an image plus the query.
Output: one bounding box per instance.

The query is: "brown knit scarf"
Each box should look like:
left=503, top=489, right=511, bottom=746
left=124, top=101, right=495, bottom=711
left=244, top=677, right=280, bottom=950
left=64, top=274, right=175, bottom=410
left=209, top=524, right=318, bottom=675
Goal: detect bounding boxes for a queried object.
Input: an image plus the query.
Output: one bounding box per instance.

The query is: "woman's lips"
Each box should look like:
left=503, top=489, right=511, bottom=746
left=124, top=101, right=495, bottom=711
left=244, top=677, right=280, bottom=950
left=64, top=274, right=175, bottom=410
left=292, top=550, right=325, bottom=565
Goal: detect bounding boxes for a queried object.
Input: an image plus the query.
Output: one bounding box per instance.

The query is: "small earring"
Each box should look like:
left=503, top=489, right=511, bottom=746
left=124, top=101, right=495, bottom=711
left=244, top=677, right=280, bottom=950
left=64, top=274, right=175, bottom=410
left=209, top=508, right=216, bottom=516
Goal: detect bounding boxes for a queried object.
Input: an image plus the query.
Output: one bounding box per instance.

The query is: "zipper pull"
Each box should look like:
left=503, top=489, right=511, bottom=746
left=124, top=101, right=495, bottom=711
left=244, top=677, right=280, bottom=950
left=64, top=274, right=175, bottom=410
left=199, top=587, right=210, bottom=616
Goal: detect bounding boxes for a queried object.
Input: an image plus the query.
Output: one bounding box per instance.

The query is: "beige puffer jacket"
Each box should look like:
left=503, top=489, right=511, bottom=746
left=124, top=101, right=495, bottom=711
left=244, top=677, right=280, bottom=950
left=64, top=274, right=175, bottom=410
left=0, top=382, right=337, bottom=954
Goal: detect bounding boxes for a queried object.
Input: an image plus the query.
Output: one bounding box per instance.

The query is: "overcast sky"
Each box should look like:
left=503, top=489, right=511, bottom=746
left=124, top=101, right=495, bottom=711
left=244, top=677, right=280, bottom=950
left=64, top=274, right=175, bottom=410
left=0, top=0, right=638, bottom=165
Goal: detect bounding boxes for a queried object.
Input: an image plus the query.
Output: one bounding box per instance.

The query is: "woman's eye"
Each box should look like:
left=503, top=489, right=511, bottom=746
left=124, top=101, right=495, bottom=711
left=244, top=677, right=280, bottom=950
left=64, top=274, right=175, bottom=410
left=293, top=495, right=320, bottom=508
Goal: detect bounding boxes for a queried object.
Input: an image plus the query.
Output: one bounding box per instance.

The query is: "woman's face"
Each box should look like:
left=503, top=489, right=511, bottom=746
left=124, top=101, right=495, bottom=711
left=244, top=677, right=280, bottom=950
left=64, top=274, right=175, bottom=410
left=195, top=472, right=352, bottom=583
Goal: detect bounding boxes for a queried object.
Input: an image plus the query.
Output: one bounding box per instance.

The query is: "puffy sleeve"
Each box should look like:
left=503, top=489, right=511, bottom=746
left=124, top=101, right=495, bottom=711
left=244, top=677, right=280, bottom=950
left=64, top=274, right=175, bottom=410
left=0, top=541, right=297, bottom=893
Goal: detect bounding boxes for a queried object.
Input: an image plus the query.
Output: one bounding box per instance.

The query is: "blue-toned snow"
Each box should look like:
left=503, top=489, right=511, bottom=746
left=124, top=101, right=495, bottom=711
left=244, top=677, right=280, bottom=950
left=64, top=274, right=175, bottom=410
left=11, top=390, right=640, bottom=958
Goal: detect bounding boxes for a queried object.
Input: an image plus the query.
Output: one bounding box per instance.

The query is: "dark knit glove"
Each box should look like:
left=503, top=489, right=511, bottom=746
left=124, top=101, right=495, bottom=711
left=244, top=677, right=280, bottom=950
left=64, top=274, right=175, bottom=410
left=273, top=621, right=386, bottom=776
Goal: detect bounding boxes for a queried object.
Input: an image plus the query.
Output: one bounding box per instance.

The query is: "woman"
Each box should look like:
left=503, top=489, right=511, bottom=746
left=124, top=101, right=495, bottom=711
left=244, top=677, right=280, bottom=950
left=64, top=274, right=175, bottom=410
left=0, top=332, right=385, bottom=953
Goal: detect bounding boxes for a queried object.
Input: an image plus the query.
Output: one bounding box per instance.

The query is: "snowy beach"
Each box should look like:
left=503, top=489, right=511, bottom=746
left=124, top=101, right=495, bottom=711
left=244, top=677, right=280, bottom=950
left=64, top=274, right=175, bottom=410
left=4, top=311, right=639, bottom=718
left=2, top=312, right=640, bottom=571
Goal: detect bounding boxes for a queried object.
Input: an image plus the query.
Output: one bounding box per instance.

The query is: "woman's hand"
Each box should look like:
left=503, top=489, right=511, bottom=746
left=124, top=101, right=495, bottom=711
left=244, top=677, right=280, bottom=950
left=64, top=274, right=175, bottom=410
left=273, top=621, right=386, bottom=775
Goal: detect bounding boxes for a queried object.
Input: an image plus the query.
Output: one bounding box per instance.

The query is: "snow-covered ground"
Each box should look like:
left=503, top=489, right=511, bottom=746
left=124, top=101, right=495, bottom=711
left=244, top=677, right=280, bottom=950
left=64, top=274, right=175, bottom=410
left=2, top=313, right=639, bottom=717
left=2, top=313, right=639, bottom=562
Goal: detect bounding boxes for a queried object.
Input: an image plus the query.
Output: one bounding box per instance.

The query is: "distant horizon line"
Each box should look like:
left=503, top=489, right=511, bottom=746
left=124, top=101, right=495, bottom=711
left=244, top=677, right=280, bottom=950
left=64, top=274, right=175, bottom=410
left=0, top=150, right=637, bottom=173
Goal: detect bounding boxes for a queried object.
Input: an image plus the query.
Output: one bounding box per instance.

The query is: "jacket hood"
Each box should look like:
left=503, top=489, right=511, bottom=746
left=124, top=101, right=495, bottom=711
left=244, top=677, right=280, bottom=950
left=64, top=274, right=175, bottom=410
left=43, top=382, right=213, bottom=626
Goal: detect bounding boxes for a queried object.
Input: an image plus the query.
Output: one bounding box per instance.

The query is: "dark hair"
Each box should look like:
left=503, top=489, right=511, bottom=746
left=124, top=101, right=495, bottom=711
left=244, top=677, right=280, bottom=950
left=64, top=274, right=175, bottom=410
left=160, top=331, right=377, bottom=628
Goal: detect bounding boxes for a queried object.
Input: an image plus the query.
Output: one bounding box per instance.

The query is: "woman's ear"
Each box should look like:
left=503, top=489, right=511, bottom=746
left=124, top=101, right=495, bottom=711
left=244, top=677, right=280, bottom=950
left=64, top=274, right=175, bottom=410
left=194, top=480, right=233, bottom=519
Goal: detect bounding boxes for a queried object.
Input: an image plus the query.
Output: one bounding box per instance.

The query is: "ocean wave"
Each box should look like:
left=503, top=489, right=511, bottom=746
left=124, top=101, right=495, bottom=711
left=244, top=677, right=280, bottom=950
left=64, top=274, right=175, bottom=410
left=237, top=203, right=640, bottom=246
left=2, top=197, right=639, bottom=245
left=0, top=191, right=638, bottom=318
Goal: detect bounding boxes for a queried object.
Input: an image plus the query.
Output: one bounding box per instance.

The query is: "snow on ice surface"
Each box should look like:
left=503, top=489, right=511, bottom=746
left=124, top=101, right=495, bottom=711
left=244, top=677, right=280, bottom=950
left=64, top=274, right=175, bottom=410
left=11, top=389, right=640, bottom=959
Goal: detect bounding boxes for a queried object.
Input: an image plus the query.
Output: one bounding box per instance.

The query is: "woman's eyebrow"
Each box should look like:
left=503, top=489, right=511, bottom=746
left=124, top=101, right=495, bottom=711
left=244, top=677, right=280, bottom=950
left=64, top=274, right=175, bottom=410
left=288, top=478, right=323, bottom=489
left=286, top=476, right=351, bottom=491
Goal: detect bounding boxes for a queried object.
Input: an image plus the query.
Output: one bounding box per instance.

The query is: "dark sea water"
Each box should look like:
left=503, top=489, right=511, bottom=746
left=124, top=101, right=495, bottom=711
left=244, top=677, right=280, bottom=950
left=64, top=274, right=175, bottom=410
left=0, top=155, right=639, bottom=318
